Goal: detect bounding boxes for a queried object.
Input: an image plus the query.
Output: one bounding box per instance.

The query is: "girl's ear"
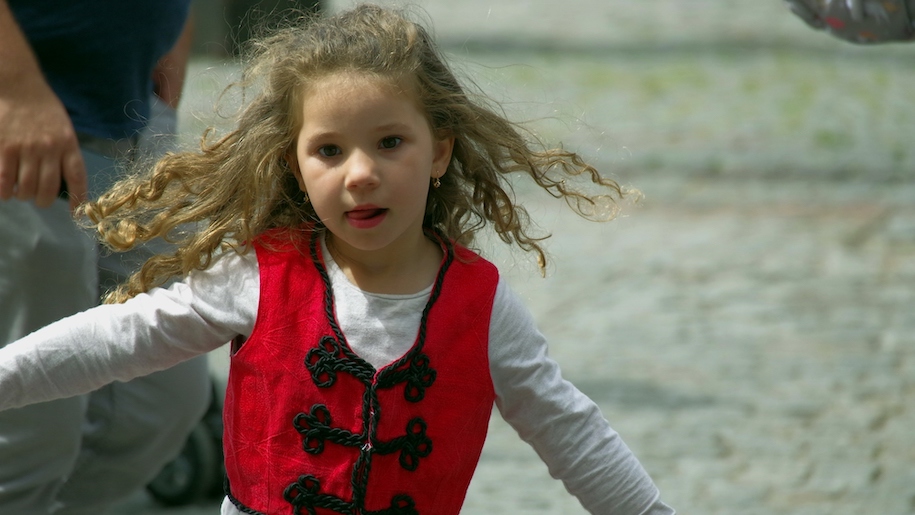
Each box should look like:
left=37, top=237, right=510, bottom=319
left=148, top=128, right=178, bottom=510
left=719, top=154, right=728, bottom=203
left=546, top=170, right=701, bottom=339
left=431, top=135, right=455, bottom=178
left=286, top=153, right=307, bottom=192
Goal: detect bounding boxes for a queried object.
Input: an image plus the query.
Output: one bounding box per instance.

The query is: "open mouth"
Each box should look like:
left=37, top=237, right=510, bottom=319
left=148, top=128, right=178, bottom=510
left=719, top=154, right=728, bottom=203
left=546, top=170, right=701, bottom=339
left=345, top=207, right=388, bottom=228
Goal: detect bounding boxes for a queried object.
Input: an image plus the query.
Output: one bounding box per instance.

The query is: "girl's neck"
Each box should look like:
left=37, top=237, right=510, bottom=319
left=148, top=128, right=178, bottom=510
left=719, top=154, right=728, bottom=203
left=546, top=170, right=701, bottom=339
left=324, top=232, right=443, bottom=295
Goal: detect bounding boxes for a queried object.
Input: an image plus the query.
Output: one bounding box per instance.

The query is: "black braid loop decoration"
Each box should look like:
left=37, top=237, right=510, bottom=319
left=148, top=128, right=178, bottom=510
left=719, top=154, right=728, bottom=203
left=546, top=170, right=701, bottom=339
left=375, top=352, right=436, bottom=402
left=283, top=475, right=361, bottom=515
left=281, top=229, right=454, bottom=515
left=293, top=404, right=364, bottom=454
left=283, top=474, right=420, bottom=515
left=372, top=418, right=433, bottom=471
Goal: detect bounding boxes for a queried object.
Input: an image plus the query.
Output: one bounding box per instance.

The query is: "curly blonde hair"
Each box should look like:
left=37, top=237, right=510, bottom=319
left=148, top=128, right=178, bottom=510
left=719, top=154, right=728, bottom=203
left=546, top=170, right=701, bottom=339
left=83, top=3, right=631, bottom=303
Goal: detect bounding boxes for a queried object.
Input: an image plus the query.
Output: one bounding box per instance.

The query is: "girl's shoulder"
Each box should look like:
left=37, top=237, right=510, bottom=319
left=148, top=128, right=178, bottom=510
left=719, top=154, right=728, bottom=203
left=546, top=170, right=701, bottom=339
left=250, top=225, right=315, bottom=253
left=450, top=241, right=499, bottom=276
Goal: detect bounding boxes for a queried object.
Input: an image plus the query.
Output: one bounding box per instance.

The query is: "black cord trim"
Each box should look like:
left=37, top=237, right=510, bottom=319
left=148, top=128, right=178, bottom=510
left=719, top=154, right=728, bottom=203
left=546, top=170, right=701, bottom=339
left=308, top=234, right=375, bottom=370
left=225, top=477, right=267, bottom=515
left=374, top=227, right=453, bottom=402
left=306, top=335, right=375, bottom=387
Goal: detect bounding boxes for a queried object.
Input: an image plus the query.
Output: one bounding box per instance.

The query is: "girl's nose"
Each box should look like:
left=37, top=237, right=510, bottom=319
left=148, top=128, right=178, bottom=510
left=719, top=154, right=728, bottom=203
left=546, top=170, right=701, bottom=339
left=343, top=151, right=380, bottom=190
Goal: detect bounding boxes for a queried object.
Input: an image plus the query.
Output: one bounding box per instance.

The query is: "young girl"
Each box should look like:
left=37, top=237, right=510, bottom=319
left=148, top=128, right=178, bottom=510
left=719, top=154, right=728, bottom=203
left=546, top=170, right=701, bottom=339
left=0, top=5, right=674, bottom=515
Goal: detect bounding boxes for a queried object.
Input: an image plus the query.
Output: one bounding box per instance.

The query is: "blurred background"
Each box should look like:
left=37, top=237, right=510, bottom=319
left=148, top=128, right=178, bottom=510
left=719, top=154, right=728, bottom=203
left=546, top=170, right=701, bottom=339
left=117, top=1, right=915, bottom=514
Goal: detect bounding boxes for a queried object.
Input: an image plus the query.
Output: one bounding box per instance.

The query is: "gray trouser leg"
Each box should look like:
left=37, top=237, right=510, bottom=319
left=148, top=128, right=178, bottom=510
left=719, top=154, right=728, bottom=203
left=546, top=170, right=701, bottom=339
left=0, top=199, right=97, bottom=515
left=52, top=357, right=210, bottom=515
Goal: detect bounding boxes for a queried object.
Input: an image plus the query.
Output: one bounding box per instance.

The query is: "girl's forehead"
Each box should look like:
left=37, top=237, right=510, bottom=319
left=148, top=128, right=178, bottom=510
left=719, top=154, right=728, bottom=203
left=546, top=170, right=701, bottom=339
left=293, top=71, right=431, bottom=131
left=296, top=71, right=428, bottom=123
left=305, top=71, right=415, bottom=101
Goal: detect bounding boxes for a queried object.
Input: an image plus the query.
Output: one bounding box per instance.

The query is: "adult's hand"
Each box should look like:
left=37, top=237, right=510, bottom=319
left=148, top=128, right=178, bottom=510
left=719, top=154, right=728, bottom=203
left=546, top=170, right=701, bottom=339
left=0, top=82, right=87, bottom=210
left=0, top=0, right=87, bottom=210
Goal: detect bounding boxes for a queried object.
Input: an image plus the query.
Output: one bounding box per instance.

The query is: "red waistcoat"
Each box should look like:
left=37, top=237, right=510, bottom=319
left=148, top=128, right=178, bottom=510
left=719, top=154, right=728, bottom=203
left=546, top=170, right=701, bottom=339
left=224, top=230, right=499, bottom=515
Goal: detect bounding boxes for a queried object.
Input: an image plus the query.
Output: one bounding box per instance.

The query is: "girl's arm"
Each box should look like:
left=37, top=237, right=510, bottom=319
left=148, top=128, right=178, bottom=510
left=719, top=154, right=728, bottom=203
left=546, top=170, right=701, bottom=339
left=489, top=278, right=675, bottom=514
left=0, top=250, right=259, bottom=412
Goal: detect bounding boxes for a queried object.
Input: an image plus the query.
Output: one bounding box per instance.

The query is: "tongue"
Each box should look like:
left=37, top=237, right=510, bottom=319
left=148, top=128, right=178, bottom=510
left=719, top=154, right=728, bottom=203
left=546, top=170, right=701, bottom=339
left=349, top=209, right=384, bottom=220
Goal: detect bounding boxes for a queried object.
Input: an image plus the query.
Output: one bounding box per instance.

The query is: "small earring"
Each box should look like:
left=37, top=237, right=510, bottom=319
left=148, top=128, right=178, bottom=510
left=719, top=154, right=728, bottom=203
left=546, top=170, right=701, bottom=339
left=432, top=177, right=441, bottom=189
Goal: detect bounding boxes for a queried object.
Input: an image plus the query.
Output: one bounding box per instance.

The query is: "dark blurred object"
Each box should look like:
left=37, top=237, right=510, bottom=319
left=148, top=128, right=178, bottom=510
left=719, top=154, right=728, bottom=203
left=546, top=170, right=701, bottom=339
left=785, top=0, right=915, bottom=43
left=191, top=0, right=322, bottom=56
left=227, top=0, right=322, bottom=54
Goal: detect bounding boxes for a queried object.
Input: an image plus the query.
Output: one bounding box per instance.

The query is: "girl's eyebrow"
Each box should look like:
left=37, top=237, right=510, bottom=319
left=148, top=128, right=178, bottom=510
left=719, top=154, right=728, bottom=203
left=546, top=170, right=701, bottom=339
left=304, top=122, right=411, bottom=139
left=307, top=126, right=341, bottom=140
left=301, top=129, right=340, bottom=141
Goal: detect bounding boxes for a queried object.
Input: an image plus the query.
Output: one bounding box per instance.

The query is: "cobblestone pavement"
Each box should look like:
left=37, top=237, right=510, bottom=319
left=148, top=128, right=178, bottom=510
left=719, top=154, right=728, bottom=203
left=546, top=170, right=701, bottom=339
left=112, top=1, right=915, bottom=514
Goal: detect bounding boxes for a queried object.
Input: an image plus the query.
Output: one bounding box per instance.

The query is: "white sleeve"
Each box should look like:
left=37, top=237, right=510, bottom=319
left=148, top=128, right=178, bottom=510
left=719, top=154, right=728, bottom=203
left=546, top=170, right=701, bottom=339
left=489, top=278, right=675, bottom=515
left=0, top=250, right=259, bottom=412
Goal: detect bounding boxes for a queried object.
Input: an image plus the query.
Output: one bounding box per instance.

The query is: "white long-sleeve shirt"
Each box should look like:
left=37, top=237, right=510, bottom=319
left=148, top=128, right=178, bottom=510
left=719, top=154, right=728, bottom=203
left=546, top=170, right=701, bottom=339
left=0, top=240, right=674, bottom=515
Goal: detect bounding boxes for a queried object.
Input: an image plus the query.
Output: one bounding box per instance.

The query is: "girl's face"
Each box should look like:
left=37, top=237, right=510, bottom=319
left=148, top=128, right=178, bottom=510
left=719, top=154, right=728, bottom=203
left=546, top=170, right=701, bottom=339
left=289, top=72, right=453, bottom=264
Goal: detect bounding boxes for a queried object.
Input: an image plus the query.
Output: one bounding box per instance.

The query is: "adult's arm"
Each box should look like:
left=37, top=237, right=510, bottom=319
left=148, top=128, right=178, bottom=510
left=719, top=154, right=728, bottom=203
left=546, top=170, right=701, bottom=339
left=0, top=0, right=87, bottom=209
left=153, top=9, right=196, bottom=109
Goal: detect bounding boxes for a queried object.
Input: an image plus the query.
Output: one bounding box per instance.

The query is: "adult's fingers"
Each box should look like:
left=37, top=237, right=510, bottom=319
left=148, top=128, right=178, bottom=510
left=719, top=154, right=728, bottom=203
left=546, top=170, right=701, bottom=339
left=0, top=138, right=86, bottom=209
left=33, top=150, right=63, bottom=208
left=61, top=146, right=88, bottom=211
left=0, top=73, right=84, bottom=209
left=12, top=148, right=39, bottom=202
left=0, top=145, right=17, bottom=200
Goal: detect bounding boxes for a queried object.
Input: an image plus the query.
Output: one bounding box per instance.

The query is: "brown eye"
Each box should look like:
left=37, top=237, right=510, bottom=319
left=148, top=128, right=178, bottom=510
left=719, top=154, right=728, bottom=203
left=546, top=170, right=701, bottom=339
left=318, top=145, right=341, bottom=157
left=380, top=136, right=402, bottom=149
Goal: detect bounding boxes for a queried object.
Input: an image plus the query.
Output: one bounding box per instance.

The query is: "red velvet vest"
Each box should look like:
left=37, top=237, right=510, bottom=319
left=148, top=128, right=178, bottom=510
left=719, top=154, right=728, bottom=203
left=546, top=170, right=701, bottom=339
left=224, top=230, right=499, bottom=515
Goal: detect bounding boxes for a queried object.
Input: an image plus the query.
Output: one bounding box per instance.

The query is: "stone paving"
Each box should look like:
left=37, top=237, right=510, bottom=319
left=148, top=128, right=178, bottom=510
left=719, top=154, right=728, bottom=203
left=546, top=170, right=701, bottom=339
left=112, top=1, right=915, bottom=514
